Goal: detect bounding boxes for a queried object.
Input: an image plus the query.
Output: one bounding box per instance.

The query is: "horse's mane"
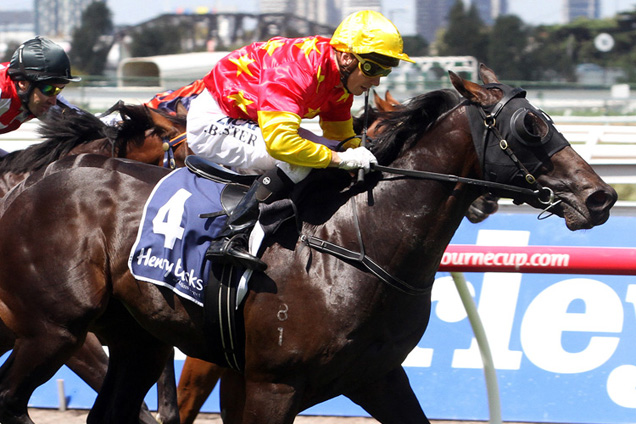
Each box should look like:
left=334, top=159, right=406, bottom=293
left=370, top=89, right=461, bottom=165
left=292, top=89, right=463, bottom=226
left=0, top=107, right=117, bottom=174
left=114, top=103, right=187, bottom=155
left=0, top=102, right=187, bottom=174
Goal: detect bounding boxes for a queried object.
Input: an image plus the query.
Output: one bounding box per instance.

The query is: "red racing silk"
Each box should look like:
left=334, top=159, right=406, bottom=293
left=146, top=79, right=207, bottom=114
left=0, top=63, right=33, bottom=134
left=203, top=36, right=357, bottom=168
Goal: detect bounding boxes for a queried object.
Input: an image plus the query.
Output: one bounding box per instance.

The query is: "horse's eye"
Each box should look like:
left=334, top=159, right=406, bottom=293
left=523, top=111, right=549, bottom=139
left=511, top=108, right=549, bottom=145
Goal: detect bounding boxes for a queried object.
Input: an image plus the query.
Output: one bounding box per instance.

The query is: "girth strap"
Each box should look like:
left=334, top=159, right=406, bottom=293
left=300, top=234, right=431, bottom=296
left=300, top=197, right=432, bottom=297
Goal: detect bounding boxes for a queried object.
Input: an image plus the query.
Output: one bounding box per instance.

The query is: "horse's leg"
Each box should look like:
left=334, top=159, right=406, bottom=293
left=64, top=332, right=108, bottom=391
left=218, top=369, right=245, bottom=424
left=239, top=379, right=302, bottom=424
left=156, top=350, right=180, bottom=424
left=88, top=322, right=174, bottom=424
left=60, top=331, right=162, bottom=424
left=177, top=357, right=223, bottom=424
left=0, top=330, right=83, bottom=424
left=344, top=366, right=430, bottom=424
left=0, top=319, right=15, bottom=355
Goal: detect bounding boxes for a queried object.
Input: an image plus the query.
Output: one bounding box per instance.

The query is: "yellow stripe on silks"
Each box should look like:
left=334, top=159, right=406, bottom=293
left=320, top=119, right=358, bottom=148
left=258, top=110, right=333, bottom=168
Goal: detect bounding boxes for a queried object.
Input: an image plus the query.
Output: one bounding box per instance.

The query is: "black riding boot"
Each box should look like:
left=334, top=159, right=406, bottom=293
left=206, top=167, right=293, bottom=271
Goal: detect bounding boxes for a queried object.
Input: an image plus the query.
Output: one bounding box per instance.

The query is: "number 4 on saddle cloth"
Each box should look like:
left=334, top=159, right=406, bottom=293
left=128, top=168, right=243, bottom=306
left=128, top=163, right=267, bottom=307
left=128, top=160, right=278, bottom=369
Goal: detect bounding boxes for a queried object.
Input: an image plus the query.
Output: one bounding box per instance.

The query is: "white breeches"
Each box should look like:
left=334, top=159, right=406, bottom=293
left=187, top=89, right=337, bottom=183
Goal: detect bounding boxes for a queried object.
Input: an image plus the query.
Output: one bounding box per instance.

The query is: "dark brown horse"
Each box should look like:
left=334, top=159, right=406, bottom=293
left=0, top=103, right=188, bottom=424
left=173, top=90, right=501, bottom=424
left=0, top=65, right=616, bottom=424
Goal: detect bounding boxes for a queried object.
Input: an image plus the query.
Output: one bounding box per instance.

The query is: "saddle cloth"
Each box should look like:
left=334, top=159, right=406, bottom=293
left=128, top=167, right=261, bottom=306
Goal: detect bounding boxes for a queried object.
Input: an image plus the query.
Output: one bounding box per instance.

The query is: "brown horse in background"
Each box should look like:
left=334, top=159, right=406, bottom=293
left=0, top=65, right=617, bottom=424
left=0, top=103, right=188, bottom=424
left=0, top=103, right=189, bottom=196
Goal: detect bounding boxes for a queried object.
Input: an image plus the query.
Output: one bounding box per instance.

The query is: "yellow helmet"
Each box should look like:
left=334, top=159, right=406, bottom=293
left=330, top=10, right=414, bottom=64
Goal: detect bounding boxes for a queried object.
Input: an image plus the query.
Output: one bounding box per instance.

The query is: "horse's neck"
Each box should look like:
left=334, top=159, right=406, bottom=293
left=345, top=112, right=479, bottom=286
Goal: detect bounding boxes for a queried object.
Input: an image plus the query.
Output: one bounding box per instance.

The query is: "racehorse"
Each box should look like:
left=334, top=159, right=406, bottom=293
left=0, top=65, right=616, bottom=424
left=0, top=102, right=187, bottom=424
left=173, top=89, right=502, bottom=424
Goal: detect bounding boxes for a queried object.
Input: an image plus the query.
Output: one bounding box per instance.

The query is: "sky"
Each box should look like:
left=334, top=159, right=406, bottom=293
left=3, top=0, right=636, bottom=35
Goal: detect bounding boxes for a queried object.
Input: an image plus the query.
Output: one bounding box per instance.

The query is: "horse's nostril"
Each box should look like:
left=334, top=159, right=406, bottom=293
left=587, top=188, right=617, bottom=211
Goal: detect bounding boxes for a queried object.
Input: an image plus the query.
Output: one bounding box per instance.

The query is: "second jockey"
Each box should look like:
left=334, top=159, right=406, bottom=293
left=1, top=36, right=80, bottom=136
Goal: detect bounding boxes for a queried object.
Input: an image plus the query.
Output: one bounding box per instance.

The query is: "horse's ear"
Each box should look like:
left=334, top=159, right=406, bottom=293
left=373, top=90, right=384, bottom=108
left=449, top=70, right=490, bottom=104
left=175, top=100, right=188, bottom=118
left=479, top=63, right=499, bottom=84
left=385, top=90, right=400, bottom=108
left=373, top=90, right=394, bottom=112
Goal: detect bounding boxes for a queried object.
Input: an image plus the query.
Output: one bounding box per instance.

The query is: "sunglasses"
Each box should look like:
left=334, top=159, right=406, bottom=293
left=353, top=53, right=392, bottom=78
left=36, top=83, right=64, bottom=97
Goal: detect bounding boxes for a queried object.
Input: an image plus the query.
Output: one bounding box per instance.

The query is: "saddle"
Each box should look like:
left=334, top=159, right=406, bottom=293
left=185, top=155, right=257, bottom=217
left=185, top=155, right=296, bottom=235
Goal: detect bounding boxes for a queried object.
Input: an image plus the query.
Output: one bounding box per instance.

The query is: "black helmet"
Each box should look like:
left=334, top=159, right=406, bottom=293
left=8, top=36, right=81, bottom=84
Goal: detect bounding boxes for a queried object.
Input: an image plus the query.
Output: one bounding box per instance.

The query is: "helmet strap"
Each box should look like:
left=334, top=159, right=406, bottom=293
left=15, top=81, right=36, bottom=116
left=340, top=70, right=352, bottom=94
left=336, top=51, right=357, bottom=94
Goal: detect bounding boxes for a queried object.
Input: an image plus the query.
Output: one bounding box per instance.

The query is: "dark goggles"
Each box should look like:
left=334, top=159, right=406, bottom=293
left=353, top=53, right=392, bottom=77
left=36, top=83, right=64, bottom=97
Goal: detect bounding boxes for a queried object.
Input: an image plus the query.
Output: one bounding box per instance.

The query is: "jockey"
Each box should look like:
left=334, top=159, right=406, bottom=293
left=186, top=10, right=414, bottom=270
left=0, top=37, right=81, bottom=138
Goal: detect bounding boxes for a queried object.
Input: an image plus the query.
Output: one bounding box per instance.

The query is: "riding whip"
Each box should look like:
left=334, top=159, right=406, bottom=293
left=357, top=89, right=371, bottom=183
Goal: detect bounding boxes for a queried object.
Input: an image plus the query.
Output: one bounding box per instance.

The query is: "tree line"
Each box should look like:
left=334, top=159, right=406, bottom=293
left=435, top=0, right=636, bottom=83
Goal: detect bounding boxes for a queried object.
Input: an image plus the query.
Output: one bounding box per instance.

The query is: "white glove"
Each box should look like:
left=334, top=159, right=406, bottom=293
left=337, top=147, right=378, bottom=173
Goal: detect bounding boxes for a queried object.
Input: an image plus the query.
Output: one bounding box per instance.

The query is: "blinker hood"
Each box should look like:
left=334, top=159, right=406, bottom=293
left=466, top=85, right=570, bottom=185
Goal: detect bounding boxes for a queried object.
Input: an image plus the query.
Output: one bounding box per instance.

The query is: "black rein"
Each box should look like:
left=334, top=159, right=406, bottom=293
left=299, top=91, right=562, bottom=296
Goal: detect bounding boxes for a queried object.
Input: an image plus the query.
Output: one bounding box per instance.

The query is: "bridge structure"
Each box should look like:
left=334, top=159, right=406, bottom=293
left=114, top=12, right=336, bottom=58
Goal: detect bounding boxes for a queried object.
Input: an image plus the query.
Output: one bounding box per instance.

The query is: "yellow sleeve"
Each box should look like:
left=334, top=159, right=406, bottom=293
left=320, top=118, right=356, bottom=141
left=258, top=110, right=333, bottom=168
left=320, top=118, right=360, bottom=149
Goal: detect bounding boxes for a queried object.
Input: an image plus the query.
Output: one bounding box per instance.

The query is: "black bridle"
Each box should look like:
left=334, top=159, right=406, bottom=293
left=373, top=85, right=566, bottom=215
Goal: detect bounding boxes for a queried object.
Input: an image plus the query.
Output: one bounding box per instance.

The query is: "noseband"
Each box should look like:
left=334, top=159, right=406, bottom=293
left=162, top=133, right=187, bottom=169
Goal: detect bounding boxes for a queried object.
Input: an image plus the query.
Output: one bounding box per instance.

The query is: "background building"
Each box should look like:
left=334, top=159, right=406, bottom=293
left=34, top=0, right=96, bottom=38
left=0, top=10, right=35, bottom=58
left=474, top=0, right=508, bottom=25
left=416, top=0, right=454, bottom=43
left=415, top=0, right=508, bottom=43
left=562, top=0, right=601, bottom=22
left=259, top=0, right=341, bottom=26
left=341, top=0, right=381, bottom=18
